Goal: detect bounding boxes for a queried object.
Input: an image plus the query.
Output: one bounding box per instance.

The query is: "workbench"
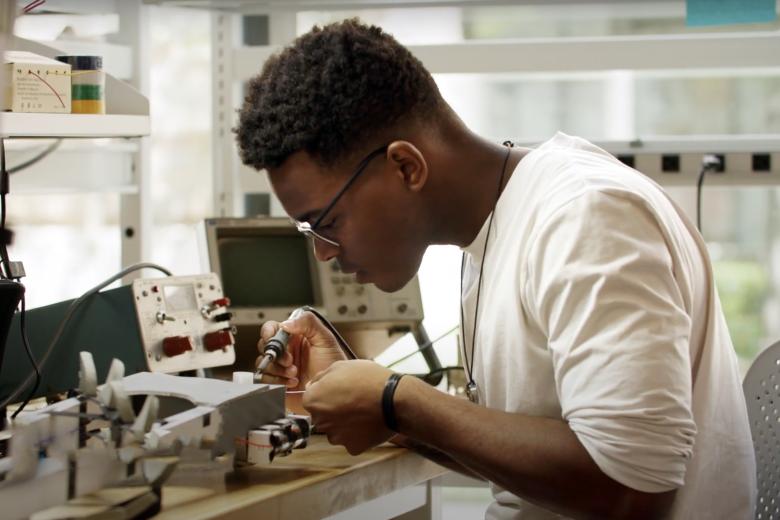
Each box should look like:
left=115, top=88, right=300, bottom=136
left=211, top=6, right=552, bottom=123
left=157, top=436, right=449, bottom=520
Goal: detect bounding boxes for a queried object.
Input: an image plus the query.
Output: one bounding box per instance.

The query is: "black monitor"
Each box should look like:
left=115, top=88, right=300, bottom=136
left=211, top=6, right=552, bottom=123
left=218, top=233, right=317, bottom=309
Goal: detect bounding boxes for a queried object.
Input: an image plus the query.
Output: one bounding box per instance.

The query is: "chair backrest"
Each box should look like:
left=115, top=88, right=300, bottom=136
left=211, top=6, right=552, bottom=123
left=744, top=340, right=780, bottom=519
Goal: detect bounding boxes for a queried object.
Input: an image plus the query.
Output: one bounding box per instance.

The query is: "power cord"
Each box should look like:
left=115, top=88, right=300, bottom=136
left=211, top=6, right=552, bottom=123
left=0, top=262, right=173, bottom=411
left=696, top=154, right=723, bottom=233
left=0, top=139, right=34, bottom=423
left=10, top=294, right=36, bottom=419
left=0, top=139, right=13, bottom=277
left=301, top=305, right=357, bottom=360
left=7, top=139, right=62, bottom=175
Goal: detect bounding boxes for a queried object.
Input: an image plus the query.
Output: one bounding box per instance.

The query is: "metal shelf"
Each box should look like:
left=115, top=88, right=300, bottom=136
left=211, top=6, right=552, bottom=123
left=1, top=36, right=150, bottom=139
left=0, top=112, right=149, bottom=138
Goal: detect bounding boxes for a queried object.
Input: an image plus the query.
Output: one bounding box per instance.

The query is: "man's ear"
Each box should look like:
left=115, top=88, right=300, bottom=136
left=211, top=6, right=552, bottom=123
left=387, top=141, right=428, bottom=193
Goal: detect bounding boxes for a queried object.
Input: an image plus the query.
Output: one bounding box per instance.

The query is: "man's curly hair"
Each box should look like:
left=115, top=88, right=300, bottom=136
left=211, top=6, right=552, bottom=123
left=235, top=19, right=445, bottom=170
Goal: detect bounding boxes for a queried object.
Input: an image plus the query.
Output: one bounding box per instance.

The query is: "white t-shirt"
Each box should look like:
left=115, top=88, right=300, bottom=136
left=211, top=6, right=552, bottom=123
left=461, top=132, right=756, bottom=519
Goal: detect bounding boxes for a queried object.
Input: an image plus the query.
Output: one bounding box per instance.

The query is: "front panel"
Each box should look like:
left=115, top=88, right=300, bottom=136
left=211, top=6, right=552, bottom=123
left=133, top=273, right=236, bottom=373
left=317, top=259, right=424, bottom=325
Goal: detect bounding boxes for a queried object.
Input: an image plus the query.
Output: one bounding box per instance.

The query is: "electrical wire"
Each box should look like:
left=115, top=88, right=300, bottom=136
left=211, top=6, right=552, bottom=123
left=0, top=139, right=11, bottom=279
left=301, top=305, right=357, bottom=360
left=0, top=262, right=173, bottom=409
left=0, top=136, right=38, bottom=417
left=696, top=165, right=706, bottom=232
left=10, top=293, right=38, bottom=418
left=7, top=139, right=62, bottom=175
left=696, top=154, right=722, bottom=233
left=385, top=324, right=458, bottom=369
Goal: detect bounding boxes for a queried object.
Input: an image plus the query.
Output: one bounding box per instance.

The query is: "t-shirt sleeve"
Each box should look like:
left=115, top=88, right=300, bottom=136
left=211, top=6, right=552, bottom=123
left=523, top=188, right=697, bottom=493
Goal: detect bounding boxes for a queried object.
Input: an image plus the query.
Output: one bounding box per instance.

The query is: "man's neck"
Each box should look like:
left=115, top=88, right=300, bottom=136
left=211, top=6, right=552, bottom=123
left=429, top=131, right=525, bottom=248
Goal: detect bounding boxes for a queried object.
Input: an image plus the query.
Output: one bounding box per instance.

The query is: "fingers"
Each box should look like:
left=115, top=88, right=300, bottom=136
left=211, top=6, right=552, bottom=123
left=257, top=312, right=344, bottom=391
left=254, top=351, right=298, bottom=388
left=275, top=351, right=293, bottom=368
left=259, top=320, right=281, bottom=346
left=253, top=355, right=297, bottom=377
left=280, top=311, right=339, bottom=350
left=255, top=369, right=299, bottom=388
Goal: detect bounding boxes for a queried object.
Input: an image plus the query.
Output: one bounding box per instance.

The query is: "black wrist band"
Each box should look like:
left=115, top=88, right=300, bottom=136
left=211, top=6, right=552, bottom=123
left=382, top=373, right=405, bottom=432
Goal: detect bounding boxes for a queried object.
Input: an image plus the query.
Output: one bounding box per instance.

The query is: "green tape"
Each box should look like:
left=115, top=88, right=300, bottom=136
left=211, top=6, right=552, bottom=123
left=72, top=84, right=103, bottom=100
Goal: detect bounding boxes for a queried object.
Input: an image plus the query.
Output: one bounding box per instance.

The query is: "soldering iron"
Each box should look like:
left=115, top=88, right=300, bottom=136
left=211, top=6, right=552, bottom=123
left=254, top=306, right=358, bottom=381
left=255, top=307, right=305, bottom=378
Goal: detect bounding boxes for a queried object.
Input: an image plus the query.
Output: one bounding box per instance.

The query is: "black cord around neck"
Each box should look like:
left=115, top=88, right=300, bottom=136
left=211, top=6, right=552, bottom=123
left=459, top=142, right=513, bottom=392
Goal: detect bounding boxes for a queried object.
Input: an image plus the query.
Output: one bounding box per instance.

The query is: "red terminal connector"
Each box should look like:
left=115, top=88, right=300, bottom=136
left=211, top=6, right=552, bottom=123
left=162, top=336, right=193, bottom=357
left=204, top=330, right=234, bottom=351
left=211, top=297, right=231, bottom=308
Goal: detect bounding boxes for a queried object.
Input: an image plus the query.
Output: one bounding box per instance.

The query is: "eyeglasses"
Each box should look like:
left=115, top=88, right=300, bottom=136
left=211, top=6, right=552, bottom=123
left=292, top=145, right=388, bottom=248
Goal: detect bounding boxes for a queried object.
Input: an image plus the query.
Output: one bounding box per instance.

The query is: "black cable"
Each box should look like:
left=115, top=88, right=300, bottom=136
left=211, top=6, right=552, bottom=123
left=10, top=293, right=39, bottom=418
left=273, top=307, right=452, bottom=382
left=696, top=165, right=706, bottom=232
left=696, top=154, right=722, bottom=233
left=0, top=139, right=12, bottom=279
left=301, top=305, right=357, bottom=360
left=7, top=139, right=62, bottom=175
left=302, top=305, right=454, bottom=378
left=0, top=262, right=174, bottom=409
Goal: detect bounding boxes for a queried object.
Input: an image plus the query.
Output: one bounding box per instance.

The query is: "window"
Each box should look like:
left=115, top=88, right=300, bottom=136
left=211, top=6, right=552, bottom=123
left=291, top=5, right=780, bottom=374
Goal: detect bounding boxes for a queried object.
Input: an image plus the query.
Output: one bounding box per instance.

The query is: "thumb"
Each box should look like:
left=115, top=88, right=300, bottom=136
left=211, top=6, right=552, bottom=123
left=259, top=320, right=281, bottom=345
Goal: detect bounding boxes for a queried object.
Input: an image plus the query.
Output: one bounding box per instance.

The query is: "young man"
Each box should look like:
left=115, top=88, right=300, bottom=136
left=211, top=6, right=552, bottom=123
left=235, top=19, right=755, bottom=519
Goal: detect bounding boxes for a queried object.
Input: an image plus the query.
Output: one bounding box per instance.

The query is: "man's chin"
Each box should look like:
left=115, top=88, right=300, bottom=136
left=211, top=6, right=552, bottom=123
left=369, top=275, right=409, bottom=293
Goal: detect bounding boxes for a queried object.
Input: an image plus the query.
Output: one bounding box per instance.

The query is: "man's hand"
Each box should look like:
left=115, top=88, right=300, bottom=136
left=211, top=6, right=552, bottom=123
left=256, top=311, right=347, bottom=390
left=303, top=359, right=397, bottom=455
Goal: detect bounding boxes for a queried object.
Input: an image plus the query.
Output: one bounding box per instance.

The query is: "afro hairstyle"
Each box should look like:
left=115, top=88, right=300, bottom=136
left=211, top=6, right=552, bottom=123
left=234, top=18, right=445, bottom=171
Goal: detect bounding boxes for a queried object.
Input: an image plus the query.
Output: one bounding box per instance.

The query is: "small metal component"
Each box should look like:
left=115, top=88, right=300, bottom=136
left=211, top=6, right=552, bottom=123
left=255, top=353, right=274, bottom=376
left=245, top=415, right=311, bottom=464
left=466, top=381, right=481, bottom=404
left=155, top=311, right=176, bottom=324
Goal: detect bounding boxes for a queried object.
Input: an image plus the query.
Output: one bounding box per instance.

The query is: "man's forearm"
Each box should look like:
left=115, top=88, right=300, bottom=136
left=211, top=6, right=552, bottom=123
left=393, top=376, right=676, bottom=520
left=391, top=434, right=486, bottom=481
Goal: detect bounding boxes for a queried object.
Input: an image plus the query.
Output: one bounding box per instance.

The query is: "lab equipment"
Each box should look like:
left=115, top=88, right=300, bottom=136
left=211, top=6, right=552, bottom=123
left=0, top=351, right=309, bottom=519
left=0, top=272, right=235, bottom=403
left=2, top=51, right=70, bottom=113
left=199, top=217, right=424, bottom=327
left=198, top=218, right=441, bottom=380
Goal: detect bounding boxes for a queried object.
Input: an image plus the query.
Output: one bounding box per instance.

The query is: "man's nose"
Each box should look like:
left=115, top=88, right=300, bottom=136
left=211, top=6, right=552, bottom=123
left=313, top=239, right=338, bottom=262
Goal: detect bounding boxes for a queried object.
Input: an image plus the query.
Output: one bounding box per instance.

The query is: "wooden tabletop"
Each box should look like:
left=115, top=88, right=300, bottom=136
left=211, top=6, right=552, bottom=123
left=157, top=436, right=447, bottom=520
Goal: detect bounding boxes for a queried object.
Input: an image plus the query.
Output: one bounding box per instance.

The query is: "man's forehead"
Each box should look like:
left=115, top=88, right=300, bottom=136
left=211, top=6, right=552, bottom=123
left=267, top=150, right=342, bottom=220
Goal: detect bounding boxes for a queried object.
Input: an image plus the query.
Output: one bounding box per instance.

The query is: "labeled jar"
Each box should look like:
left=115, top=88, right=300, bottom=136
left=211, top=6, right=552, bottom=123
left=56, top=55, right=105, bottom=114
